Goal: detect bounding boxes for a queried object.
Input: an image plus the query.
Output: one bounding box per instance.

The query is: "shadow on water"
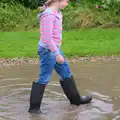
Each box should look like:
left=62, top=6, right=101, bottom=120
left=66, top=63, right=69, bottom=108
left=0, top=61, right=120, bottom=120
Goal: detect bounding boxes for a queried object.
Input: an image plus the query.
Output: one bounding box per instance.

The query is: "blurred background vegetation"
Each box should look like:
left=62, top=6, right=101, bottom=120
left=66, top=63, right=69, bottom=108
left=0, top=0, right=120, bottom=31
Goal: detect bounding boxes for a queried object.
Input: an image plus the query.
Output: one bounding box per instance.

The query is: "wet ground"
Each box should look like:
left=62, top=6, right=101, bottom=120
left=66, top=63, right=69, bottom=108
left=0, top=61, right=120, bottom=120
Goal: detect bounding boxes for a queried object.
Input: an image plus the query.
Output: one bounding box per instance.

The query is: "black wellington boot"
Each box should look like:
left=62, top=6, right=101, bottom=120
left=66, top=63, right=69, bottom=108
left=60, top=75, right=92, bottom=105
left=28, top=82, right=46, bottom=114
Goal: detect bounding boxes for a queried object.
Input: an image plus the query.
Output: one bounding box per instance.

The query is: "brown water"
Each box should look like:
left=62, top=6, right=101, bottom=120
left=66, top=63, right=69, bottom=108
left=0, top=61, right=120, bottom=120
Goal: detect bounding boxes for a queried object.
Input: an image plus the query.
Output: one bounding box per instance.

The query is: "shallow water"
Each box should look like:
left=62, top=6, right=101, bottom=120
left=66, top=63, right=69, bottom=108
left=0, top=61, right=120, bottom=120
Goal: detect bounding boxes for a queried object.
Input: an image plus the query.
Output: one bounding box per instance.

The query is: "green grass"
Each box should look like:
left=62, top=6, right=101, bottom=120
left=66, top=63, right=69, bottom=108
left=0, top=28, right=120, bottom=58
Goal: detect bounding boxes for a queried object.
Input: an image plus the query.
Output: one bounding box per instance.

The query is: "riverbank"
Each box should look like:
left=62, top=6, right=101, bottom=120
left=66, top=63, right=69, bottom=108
left=0, top=29, right=120, bottom=67
left=0, top=56, right=120, bottom=67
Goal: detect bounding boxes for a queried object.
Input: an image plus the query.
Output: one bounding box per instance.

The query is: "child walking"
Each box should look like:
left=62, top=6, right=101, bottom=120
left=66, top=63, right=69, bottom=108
left=28, top=0, right=92, bottom=114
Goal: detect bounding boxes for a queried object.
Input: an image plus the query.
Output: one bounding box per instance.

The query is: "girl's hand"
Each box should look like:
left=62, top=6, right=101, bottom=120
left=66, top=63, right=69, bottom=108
left=56, top=54, right=64, bottom=64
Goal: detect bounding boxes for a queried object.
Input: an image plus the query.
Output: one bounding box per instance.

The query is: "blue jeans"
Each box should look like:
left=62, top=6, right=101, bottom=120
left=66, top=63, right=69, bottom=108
left=35, top=47, right=71, bottom=84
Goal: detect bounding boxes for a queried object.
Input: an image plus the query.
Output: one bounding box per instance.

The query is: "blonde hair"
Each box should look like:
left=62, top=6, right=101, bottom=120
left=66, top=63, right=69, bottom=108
left=39, top=0, right=60, bottom=12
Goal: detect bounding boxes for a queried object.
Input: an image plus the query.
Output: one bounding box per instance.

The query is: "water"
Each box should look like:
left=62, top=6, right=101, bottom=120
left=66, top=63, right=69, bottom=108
left=0, top=61, right=120, bottom=120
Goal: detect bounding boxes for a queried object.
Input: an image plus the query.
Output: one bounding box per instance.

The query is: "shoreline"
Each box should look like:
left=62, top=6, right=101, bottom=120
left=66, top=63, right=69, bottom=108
left=0, top=56, right=120, bottom=67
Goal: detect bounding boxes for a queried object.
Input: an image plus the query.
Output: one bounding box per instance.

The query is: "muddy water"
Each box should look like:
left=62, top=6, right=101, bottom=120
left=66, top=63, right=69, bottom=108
left=0, top=61, right=120, bottom=120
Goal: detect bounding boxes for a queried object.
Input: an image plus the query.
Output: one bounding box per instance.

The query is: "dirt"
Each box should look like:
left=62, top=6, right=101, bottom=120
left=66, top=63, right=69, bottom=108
left=0, top=56, right=120, bottom=67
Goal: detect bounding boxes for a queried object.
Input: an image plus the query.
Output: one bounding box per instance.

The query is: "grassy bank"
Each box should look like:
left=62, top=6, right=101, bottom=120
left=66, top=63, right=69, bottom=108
left=0, top=29, right=120, bottom=58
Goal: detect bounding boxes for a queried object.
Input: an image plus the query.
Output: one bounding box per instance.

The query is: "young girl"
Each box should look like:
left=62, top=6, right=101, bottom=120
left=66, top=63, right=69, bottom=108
left=28, top=0, right=92, bottom=114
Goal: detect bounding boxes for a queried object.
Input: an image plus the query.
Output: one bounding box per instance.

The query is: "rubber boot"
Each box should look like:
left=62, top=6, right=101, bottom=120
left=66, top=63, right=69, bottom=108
left=60, top=75, right=92, bottom=105
left=28, top=82, right=46, bottom=114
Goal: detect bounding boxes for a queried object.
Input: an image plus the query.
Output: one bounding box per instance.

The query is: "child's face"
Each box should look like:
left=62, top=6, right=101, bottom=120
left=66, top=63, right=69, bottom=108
left=59, top=0, right=69, bottom=9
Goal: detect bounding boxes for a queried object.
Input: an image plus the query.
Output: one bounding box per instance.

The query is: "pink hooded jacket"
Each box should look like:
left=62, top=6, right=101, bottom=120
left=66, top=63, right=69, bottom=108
left=38, top=7, right=62, bottom=56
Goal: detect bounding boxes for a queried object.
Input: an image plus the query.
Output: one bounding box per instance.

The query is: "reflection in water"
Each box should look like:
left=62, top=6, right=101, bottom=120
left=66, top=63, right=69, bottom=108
left=0, top=61, right=120, bottom=120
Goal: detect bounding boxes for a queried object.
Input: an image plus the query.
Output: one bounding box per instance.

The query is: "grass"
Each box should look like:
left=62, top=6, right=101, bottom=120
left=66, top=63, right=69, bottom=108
left=0, top=28, right=120, bottom=58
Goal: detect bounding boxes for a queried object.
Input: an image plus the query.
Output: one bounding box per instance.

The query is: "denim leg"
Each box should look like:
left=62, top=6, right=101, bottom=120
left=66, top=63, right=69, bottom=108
left=35, top=47, right=56, bottom=84
left=54, top=50, right=71, bottom=80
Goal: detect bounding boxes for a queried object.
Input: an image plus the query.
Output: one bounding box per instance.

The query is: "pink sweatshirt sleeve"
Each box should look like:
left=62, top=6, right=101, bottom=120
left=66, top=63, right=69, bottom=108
left=40, top=14, right=60, bottom=56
